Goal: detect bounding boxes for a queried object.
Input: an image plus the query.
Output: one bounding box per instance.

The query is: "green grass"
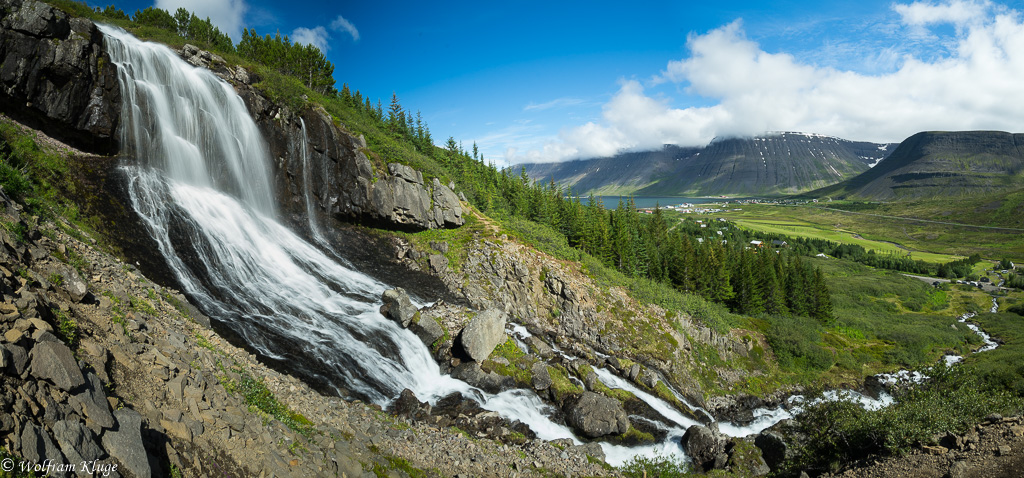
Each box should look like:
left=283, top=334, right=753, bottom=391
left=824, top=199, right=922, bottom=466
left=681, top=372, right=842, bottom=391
left=717, top=197, right=1024, bottom=263
left=786, top=364, right=1024, bottom=475
left=220, top=368, right=313, bottom=437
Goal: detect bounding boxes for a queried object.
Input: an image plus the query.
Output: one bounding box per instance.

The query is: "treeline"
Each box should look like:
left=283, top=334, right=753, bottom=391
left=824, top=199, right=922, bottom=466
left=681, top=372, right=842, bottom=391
left=424, top=157, right=835, bottom=323
left=73, top=3, right=336, bottom=95
left=760, top=234, right=988, bottom=279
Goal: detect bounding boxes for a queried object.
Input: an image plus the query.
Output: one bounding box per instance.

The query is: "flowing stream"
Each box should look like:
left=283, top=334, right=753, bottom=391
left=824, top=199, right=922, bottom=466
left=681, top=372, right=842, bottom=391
left=98, top=24, right=691, bottom=467
left=97, top=24, right=1006, bottom=469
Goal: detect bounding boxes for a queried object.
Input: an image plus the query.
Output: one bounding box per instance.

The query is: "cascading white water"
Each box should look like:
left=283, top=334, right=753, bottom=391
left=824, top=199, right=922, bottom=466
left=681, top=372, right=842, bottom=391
left=100, top=24, right=674, bottom=465
left=102, top=24, right=473, bottom=403
left=96, top=23, right=1010, bottom=469
left=298, top=119, right=329, bottom=246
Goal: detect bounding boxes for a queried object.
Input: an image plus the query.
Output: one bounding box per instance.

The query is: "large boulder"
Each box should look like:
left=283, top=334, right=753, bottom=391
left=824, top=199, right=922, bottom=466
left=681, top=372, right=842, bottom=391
left=754, top=429, right=791, bottom=470
left=52, top=420, right=105, bottom=465
left=379, top=288, right=417, bottom=327
left=458, top=309, right=506, bottom=362
left=0, top=0, right=121, bottom=153
left=30, top=340, right=85, bottom=391
left=565, top=392, right=630, bottom=438
left=102, top=408, right=152, bottom=478
left=20, top=423, right=67, bottom=469
left=682, top=424, right=728, bottom=471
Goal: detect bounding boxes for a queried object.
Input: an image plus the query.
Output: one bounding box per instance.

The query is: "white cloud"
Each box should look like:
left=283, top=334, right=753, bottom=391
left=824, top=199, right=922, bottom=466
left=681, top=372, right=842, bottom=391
left=331, top=15, right=360, bottom=42
left=515, top=0, right=1024, bottom=163
left=894, top=0, right=991, bottom=26
left=291, top=26, right=330, bottom=52
left=154, top=0, right=247, bottom=40
left=524, top=97, right=586, bottom=111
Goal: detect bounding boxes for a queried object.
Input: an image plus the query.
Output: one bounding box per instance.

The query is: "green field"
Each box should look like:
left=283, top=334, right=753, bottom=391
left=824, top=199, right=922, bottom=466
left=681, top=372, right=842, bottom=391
left=704, top=202, right=1024, bottom=263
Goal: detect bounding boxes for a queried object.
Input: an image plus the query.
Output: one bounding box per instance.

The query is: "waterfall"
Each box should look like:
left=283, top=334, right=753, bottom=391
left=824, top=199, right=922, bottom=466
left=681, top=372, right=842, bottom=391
left=101, top=24, right=471, bottom=403
left=98, top=24, right=668, bottom=464
left=298, top=118, right=329, bottom=246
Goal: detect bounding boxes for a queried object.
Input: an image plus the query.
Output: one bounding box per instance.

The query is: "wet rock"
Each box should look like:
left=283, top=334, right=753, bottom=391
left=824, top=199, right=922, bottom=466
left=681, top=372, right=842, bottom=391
left=29, top=340, right=85, bottom=391
left=102, top=408, right=152, bottom=478
left=409, top=313, right=444, bottom=346
left=683, top=424, right=727, bottom=472
left=388, top=388, right=431, bottom=421
left=565, top=392, right=629, bottom=438
left=754, top=430, right=791, bottom=470
left=458, top=309, right=506, bottom=362
left=451, top=362, right=514, bottom=394
left=379, top=288, right=417, bottom=327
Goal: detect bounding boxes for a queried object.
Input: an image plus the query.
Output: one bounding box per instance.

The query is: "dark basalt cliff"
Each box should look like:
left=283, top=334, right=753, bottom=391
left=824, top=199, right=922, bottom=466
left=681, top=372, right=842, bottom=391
left=0, top=0, right=462, bottom=232
left=237, top=91, right=464, bottom=232
left=0, top=0, right=120, bottom=154
left=810, top=131, right=1024, bottom=200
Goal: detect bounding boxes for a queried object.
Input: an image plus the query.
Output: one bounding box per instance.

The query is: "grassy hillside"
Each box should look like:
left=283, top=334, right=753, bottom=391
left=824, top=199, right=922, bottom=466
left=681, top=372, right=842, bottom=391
left=711, top=195, right=1024, bottom=262
left=809, top=131, right=1024, bottom=201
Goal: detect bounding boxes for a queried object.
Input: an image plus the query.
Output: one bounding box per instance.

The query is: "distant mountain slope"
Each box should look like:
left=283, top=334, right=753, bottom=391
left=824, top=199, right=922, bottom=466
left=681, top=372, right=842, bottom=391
left=519, top=133, right=895, bottom=197
left=809, top=131, right=1024, bottom=200
left=519, top=145, right=701, bottom=196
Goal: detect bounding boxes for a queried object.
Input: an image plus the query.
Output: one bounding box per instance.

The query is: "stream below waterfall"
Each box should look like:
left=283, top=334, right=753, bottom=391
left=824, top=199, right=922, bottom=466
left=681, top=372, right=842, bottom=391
left=97, top=24, right=1005, bottom=468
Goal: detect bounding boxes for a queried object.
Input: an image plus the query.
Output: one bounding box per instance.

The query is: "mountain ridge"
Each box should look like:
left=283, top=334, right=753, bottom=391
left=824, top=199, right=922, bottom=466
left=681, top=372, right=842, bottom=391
left=806, top=130, right=1024, bottom=200
left=519, top=132, right=896, bottom=197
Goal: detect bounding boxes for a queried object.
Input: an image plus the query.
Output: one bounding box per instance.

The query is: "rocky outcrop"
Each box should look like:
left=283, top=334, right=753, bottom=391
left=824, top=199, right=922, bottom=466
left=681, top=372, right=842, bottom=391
left=0, top=0, right=120, bottom=154
left=236, top=87, right=464, bottom=232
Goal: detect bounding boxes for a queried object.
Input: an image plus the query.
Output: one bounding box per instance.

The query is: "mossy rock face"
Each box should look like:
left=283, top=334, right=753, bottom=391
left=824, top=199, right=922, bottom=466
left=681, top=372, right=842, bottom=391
left=726, top=438, right=771, bottom=476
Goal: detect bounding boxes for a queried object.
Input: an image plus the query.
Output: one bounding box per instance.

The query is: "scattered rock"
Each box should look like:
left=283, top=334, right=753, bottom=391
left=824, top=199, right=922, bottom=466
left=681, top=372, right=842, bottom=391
left=458, top=309, right=506, bottom=362
left=380, top=288, right=417, bottom=327
left=565, top=392, right=629, bottom=438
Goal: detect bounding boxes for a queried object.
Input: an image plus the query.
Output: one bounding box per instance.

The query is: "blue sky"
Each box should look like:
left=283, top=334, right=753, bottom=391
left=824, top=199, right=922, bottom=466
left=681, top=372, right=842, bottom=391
left=104, top=0, right=1024, bottom=165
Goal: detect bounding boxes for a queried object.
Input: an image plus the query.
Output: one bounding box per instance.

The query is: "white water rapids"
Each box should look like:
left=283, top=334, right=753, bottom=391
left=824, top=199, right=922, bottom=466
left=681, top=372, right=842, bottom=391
left=98, top=24, right=695, bottom=466
left=98, top=24, right=1006, bottom=469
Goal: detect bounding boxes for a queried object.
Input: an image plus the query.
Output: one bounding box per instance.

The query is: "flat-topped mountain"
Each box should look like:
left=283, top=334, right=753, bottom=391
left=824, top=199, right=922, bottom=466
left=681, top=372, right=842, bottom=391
left=519, top=132, right=896, bottom=197
left=809, top=131, right=1024, bottom=200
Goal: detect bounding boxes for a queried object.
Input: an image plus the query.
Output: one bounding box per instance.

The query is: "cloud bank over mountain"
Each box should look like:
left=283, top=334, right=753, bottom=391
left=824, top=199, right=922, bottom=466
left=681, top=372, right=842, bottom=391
left=512, top=0, right=1024, bottom=164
